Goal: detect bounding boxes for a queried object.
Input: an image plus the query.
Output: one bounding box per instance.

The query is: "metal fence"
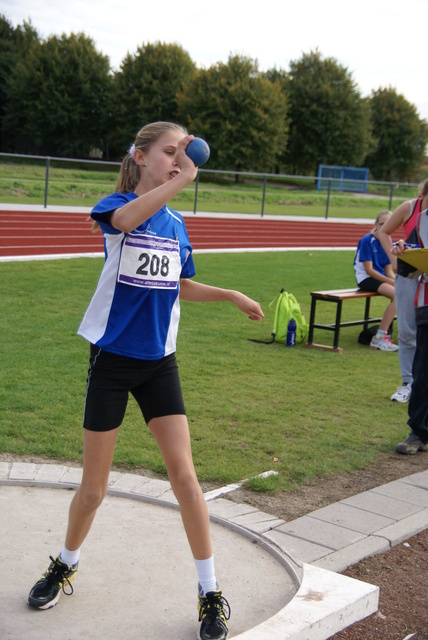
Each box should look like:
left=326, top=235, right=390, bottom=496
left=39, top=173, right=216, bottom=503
left=0, top=152, right=418, bottom=219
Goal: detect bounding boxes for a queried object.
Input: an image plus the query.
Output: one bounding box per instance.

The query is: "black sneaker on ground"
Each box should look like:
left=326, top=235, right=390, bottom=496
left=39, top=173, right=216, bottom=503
left=197, top=588, right=231, bottom=640
left=396, top=432, right=428, bottom=455
left=27, top=555, right=78, bottom=610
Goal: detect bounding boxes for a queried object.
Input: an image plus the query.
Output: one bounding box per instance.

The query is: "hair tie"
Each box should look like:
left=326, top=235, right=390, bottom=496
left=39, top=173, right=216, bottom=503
left=128, top=143, right=136, bottom=158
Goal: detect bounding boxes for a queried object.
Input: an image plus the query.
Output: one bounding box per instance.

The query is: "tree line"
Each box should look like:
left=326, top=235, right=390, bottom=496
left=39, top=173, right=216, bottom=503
left=1, top=15, right=427, bottom=181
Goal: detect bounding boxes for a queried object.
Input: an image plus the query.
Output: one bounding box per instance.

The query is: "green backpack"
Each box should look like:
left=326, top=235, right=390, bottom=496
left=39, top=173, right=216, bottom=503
left=251, top=289, right=309, bottom=344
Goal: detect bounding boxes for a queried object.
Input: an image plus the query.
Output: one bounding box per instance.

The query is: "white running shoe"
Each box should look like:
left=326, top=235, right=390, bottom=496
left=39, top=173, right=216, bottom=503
left=391, top=384, right=412, bottom=403
left=370, top=334, right=399, bottom=352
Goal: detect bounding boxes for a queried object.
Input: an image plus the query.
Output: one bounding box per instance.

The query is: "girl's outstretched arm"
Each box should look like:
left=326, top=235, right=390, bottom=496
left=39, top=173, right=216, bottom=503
left=179, top=279, right=264, bottom=320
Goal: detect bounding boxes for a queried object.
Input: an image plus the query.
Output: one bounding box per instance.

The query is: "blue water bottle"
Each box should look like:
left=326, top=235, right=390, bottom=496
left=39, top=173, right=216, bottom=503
left=286, top=318, right=296, bottom=347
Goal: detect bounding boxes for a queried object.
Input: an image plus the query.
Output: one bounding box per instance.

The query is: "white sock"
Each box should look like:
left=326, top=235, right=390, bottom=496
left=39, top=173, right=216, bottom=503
left=376, top=329, right=387, bottom=337
left=59, top=546, right=81, bottom=566
left=194, top=556, right=217, bottom=594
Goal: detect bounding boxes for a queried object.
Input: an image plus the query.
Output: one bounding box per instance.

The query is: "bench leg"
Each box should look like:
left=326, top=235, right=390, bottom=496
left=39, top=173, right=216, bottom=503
left=333, top=300, right=343, bottom=349
left=363, top=297, right=371, bottom=331
left=307, top=297, right=317, bottom=345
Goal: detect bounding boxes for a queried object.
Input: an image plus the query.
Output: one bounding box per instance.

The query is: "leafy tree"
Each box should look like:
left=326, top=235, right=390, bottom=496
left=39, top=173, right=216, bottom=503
left=285, top=50, right=373, bottom=176
left=0, top=15, right=39, bottom=151
left=262, top=67, right=291, bottom=171
left=4, top=32, right=112, bottom=157
left=365, top=87, right=428, bottom=181
left=109, top=42, right=197, bottom=158
left=177, top=55, right=289, bottom=174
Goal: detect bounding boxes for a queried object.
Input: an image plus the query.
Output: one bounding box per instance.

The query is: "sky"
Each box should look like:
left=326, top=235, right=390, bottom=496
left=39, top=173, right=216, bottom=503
left=3, top=0, right=428, bottom=121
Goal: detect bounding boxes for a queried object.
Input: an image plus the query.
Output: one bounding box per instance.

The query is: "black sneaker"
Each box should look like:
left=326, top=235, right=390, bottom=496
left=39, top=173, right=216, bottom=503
left=396, top=432, right=428, bottom=455
left=27, top=555, right=78, bottom=610
left=197, top=587, right=230, bottom=640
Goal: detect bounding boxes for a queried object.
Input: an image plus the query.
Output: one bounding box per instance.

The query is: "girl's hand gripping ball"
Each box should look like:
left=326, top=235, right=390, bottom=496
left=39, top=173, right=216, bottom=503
left=185, top=137, right=210, bottom=167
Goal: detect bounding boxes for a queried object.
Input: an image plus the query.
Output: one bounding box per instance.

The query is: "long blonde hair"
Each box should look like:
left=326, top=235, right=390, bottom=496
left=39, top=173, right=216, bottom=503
left=371, top=210, right=391, bottom=234
left=90, top=121, right=188, bottom=233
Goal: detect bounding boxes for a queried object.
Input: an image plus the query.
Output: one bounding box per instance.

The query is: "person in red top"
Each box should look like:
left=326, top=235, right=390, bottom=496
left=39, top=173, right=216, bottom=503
left=379, top=179, right=428, bottom=412
left=392, top=206, right=428, bottom=454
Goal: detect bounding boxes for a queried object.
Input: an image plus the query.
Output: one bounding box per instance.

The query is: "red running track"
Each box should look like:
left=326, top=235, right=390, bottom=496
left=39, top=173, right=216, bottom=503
left=0, top=209, right=402, bottom=258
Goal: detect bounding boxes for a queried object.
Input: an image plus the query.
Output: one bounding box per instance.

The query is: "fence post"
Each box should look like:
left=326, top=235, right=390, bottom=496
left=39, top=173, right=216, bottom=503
left=261, top=175, right=267, bottom=217
left=325, top=179, right=332, bottom=219
left=193, top=171, right=199, bottom=214
left=388, top=183, right=394, bottom=210
left=44, top=157, right=50, bottom=208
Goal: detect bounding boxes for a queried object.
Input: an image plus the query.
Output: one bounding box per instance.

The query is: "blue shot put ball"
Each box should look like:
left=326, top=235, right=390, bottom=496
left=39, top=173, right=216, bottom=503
left=185, top=137, right=210, bottom=167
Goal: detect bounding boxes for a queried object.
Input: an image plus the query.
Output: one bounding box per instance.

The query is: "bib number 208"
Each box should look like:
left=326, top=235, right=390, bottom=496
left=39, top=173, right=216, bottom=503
left=118, top=233, right=180, bottom=289
left=136, top=252, right=170, bottom=277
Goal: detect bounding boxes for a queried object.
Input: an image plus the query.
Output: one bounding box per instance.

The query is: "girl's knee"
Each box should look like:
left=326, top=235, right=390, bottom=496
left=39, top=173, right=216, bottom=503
left=170, top=471, right=202, bottom=504
left=378, top=283, right=395, bottom=300
left=76, top=484, right=106, bottom=512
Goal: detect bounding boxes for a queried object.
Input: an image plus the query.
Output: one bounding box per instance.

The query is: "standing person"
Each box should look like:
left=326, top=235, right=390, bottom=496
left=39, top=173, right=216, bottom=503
left=378, top=179, right=428, bottom=403
left=392, top=209, right=428, bottom=455
left=353, top=211, right=399, bottom=351
left=27, top=121, right=264, bottom=640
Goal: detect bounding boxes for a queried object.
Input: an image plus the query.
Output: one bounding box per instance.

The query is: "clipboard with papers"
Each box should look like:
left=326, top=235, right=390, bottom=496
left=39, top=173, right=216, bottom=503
left=397, top=248, right=428, bottom=273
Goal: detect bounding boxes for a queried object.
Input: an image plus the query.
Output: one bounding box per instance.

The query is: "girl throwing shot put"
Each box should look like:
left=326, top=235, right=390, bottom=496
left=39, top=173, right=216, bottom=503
left=27, top=121, right=264, bottom=640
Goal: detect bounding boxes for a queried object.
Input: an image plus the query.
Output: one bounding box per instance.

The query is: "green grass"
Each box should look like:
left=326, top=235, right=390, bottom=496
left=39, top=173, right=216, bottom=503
left=0, top=251, right=408, bottom=492
left=0, top=160, right=413, bottom=218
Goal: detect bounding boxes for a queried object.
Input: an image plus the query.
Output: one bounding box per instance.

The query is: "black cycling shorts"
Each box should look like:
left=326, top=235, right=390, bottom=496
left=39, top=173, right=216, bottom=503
left=83, top=345, right=186, bottom=432
left=358, top=277, right=383, bottom=293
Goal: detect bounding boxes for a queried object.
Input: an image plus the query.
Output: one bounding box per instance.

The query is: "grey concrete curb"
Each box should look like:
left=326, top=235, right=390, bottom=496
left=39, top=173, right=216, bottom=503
left=3, top=461, right=426, bottom=638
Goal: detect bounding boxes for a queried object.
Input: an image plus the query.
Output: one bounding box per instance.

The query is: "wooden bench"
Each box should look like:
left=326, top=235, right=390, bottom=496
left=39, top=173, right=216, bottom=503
left=306, top=288, right=384, bottom=352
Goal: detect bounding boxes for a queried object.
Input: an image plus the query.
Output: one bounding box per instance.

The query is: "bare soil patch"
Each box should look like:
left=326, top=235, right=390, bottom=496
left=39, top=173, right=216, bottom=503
left=226, top=451, right=428, bottom=640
